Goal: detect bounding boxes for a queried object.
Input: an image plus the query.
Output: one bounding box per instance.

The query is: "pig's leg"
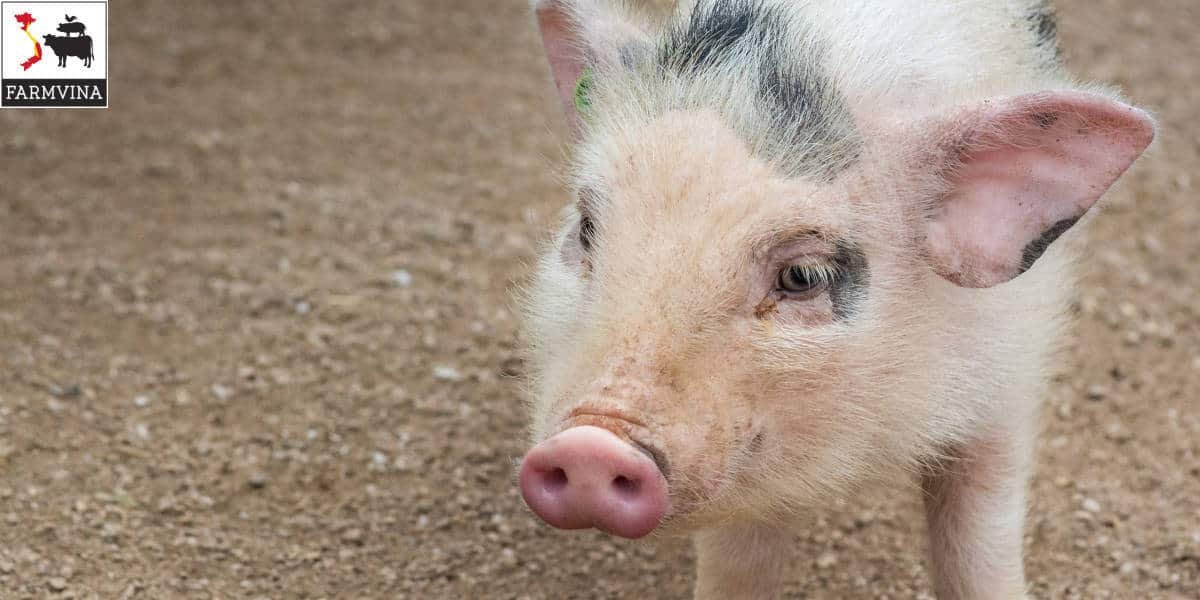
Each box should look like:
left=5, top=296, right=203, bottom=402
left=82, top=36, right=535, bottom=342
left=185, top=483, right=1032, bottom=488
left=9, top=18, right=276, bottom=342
left=922, top=423, right=1034, bottom=600
left=693, top=523, right=790, bottom=600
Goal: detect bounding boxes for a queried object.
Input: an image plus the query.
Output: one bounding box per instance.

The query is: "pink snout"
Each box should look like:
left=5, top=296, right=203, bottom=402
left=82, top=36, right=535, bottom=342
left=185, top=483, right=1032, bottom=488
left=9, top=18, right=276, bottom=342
left=519, top=426, right=667, bottom=539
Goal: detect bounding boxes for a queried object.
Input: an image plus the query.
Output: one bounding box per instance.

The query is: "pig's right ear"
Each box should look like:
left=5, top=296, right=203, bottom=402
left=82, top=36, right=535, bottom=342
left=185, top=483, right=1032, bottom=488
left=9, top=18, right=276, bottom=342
left=919, top=91, right=1155, bottom=288
left=532, top=0, right=647, bottom=136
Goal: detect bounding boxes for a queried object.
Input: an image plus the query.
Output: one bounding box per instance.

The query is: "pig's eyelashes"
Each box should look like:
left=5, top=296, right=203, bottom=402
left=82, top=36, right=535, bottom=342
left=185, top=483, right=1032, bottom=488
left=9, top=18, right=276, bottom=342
left=775, top=263, right=837, bottom=298
left=559, top=212, right=592, bottom=268
left=576, top=187, right=601, bottom=255
left=578, top=213, right=596, bottom=253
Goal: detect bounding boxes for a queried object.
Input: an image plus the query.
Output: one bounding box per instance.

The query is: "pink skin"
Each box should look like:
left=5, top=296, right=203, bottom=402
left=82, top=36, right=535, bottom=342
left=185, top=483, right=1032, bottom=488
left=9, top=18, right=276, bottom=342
left=519, top=426, right=668, bottom=539
left=524, top=3, right=1157, bottom=596
left=923, top=91, right=1155, bottom=287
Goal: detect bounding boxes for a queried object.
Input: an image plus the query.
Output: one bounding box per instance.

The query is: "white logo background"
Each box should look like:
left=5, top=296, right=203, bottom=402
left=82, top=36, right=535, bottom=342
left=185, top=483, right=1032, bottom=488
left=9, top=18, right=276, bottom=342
left=1, top=1, right=106, bottom=79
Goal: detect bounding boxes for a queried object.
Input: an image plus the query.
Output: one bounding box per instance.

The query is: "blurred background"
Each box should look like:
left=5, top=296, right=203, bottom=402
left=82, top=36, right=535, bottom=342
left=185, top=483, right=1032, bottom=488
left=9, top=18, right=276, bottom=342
left=0, top=0, right=1196, bottom=598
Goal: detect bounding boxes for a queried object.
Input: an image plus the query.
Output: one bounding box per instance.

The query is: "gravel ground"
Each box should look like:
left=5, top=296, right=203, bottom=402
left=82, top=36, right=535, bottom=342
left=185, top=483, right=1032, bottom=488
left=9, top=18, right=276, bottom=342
left=0, top=1, right=1196, bottom=598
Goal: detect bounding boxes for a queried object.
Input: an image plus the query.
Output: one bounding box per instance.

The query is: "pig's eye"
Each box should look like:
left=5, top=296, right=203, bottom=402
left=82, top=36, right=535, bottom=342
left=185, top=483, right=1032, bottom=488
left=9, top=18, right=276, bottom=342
left=776, top=263, right=834, bottom=297
left=578, top=213, right=596, bottom=252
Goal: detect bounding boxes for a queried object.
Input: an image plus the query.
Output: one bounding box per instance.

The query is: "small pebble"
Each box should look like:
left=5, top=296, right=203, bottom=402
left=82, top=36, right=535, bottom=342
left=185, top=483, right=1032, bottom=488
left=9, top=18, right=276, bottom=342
left=342, top=528, right=364, bottom=544
left=815, top=552, right=837, bottom=569
left=101, top=522, right=122, bottom=542
left=1056, top=402, right=1072, bottom=419
left=432, top=366, right=464, bottom=382
left=1140, top=234, right=1164, bottom=256
left=47, top=577, right=67, bottom=591
left=391, top=269, right=413, bottom=287
left=1082, top=497, right=1102, bottom=513
left=49, top=384, right=82, bottom=398
left=248, top=473, right=267, bottom=489
left=1104, top=422, right=1132, bottom=443
left=1119, top=303, right=1139, bottom=319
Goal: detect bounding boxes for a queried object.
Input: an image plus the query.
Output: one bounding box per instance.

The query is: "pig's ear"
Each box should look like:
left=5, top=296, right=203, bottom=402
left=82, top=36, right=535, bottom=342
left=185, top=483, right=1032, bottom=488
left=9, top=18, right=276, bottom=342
left=921, top=91, right=1155, bottom=288
left=532, top=0, right=647, bottom=135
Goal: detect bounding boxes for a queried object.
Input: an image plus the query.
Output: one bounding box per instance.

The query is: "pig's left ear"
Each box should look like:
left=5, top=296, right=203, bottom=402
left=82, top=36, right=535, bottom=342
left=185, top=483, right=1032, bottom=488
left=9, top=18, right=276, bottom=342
left=921, top=91, right=1155, bottom=288
left=533, top=0, right=648, bottom=136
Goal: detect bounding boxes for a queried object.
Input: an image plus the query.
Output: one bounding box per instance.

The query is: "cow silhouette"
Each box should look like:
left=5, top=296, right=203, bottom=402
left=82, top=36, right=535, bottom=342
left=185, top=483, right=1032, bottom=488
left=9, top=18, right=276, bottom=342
left=42, top=34, right=93, bottom=67
left=57, top=15, right=85, bottom=37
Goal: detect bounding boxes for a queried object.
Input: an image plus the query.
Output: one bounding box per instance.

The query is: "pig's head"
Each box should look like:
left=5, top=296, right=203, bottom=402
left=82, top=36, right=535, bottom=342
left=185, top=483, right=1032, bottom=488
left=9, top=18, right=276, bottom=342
left=517, top=0, right=1154, bottom=539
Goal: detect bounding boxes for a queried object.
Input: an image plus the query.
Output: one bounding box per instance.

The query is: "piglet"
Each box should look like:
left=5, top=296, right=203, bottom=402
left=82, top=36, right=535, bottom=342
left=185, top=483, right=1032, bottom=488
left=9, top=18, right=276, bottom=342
left=517, top=1, right=1154, bottom=598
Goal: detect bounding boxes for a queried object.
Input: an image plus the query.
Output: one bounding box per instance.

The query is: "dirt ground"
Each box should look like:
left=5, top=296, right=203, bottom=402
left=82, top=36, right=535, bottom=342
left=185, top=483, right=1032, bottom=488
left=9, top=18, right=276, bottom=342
left=0, top=1, right=1196, bottom=598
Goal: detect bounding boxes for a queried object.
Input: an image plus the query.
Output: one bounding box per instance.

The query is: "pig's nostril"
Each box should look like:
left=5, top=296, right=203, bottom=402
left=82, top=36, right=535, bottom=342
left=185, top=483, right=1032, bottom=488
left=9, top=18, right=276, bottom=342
left=612, top=475, right=639, bottom=496
left=519, top=426, right=667, bottom=539
left=543, top=467, right=568, bottom=492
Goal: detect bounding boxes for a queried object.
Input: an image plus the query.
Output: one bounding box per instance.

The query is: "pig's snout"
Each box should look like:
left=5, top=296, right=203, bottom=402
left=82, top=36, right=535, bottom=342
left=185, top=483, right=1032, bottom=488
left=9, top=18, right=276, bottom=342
left=519, top=426, right=667, bottom=539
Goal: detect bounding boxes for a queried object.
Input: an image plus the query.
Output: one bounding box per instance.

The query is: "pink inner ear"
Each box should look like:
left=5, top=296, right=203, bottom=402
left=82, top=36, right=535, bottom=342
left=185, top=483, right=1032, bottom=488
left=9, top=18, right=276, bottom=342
left=927, top=91, right=1155, bottom=288
left=536, top=2, right=587, bottom=135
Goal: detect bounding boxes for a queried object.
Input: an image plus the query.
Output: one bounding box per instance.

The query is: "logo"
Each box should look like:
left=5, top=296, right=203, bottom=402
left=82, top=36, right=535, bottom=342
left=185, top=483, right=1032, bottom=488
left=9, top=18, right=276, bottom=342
left=2, top=1, right=106, bottom=108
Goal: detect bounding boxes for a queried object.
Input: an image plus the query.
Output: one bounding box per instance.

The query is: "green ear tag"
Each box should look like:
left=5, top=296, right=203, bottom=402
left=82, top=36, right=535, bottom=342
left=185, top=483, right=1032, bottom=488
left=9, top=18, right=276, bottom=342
left=574, top=67, right=593, bottom=119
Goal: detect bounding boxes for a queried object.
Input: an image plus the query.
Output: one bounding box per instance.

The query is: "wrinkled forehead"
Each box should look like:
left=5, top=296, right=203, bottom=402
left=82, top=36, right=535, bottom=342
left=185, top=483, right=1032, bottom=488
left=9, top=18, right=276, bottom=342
left=581, top=109, right=772, bottom=199
left=575, top=109, right=858, bottom=241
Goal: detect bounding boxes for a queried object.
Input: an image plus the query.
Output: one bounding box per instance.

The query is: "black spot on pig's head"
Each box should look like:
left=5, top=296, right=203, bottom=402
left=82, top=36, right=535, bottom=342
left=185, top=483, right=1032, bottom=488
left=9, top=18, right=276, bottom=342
left=1026, top=1, right=1062, bottom=63
left=655, top=0, right=861, bottom=180
left=757, top=29, right=860, bottom=179
left=830, top=240, right=869, bottom=320
left=658, top=0, right=762, bottom=74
